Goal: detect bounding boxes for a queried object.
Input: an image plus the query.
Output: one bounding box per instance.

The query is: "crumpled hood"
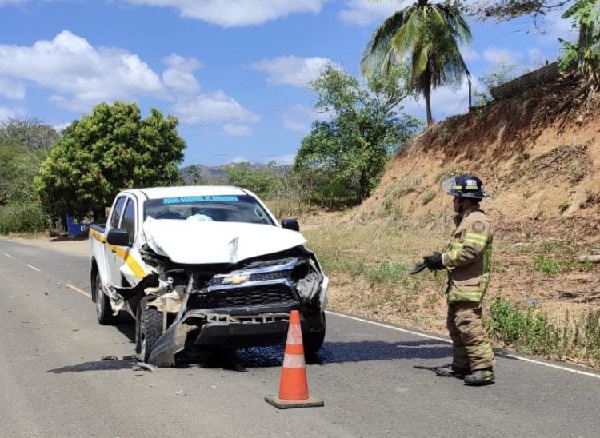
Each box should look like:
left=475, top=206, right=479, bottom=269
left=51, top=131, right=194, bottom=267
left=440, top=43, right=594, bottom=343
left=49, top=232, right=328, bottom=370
left=142, top=218, right=307, bottom=264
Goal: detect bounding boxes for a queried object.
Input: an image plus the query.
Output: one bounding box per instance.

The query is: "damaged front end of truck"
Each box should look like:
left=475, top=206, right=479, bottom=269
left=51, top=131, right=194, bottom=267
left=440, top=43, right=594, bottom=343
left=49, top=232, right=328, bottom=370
left=134, top=220, right=328, bottom=367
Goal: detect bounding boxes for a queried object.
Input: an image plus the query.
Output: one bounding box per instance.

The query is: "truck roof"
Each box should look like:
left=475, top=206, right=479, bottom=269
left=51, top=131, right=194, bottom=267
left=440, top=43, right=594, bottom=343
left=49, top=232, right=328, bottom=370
left=121, top=185, right=250, bottom=200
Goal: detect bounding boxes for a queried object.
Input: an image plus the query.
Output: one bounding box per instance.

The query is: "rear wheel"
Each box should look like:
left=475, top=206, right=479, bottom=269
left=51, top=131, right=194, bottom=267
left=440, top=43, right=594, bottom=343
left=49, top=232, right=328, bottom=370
left=94, top=271, right=116, bottom=325
left=135, top=297, right=163, bottom=362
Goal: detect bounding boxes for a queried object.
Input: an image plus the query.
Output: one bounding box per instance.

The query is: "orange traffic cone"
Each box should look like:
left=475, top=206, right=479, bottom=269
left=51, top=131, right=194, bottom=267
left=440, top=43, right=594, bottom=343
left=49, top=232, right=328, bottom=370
left=265, top=310, right=324, bottom=409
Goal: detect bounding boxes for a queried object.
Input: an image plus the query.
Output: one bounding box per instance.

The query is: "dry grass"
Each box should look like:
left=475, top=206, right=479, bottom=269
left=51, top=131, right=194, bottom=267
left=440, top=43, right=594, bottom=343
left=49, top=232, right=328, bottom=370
left=303, top=211, right=600, bottom=368
left=304, top=219, right=452, bottom=332
left=301, top=86, right=600, bottom=368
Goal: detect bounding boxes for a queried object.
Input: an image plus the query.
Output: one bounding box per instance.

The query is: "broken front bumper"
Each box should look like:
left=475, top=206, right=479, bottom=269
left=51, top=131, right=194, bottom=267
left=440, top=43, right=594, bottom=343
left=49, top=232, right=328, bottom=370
left=147, top=308, right=326, bottom=367
left=146, top=256, right=326, bottom=366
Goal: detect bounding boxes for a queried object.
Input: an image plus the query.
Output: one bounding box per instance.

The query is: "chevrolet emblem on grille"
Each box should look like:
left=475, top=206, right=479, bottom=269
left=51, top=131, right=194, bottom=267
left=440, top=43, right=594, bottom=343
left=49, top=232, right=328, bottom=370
left=223, top=274, right=249, bottom=285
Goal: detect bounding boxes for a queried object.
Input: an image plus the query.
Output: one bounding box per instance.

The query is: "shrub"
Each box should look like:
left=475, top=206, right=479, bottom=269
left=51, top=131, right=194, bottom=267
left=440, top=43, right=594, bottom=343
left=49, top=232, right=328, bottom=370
left=0, top=203, right=49, bottom=234
left=487, top=297, right=551, bottom=354
left=534, top=255, right=564, bottom=275
left=421, top=188, right=436, bottom=205
left=487, top=297, right=600, bottom=367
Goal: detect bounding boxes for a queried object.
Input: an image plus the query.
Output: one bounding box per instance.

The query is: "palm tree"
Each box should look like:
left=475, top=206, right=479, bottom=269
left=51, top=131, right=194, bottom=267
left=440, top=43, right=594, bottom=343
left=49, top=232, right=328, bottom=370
left=361, top=0, right=472, bottom=125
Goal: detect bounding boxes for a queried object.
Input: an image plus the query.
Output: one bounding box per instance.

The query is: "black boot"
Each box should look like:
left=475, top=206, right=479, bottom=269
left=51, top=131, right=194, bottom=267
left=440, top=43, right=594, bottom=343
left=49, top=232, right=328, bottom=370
left=435, top=363, right=469, bottom=378
left=464, top=368, right=495, bottom=386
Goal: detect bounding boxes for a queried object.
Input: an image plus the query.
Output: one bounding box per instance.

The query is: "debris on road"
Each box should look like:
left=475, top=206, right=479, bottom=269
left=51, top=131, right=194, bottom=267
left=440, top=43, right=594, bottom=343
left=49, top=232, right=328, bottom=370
left=133, top=362, right=158, bottom=373
left=102, top=355, right=119, bottom=361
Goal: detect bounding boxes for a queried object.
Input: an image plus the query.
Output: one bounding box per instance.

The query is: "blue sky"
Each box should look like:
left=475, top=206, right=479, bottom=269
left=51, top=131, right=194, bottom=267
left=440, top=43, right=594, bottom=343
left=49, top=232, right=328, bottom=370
left=0, top=0, right=574, bottom=166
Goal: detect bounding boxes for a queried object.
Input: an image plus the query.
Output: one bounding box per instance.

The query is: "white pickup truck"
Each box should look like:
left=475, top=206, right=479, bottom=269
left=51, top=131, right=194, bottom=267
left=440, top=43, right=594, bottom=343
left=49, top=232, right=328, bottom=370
left=89, top=185, right=328, bottom=366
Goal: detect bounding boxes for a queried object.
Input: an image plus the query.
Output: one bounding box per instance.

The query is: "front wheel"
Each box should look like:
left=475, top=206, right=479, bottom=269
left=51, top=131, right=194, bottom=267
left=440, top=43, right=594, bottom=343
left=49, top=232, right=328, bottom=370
left=303, top=312, right=326, bottom=356
left=135, top=297, right=163, bottom=362
left=94, top=271, right=117, bottom=325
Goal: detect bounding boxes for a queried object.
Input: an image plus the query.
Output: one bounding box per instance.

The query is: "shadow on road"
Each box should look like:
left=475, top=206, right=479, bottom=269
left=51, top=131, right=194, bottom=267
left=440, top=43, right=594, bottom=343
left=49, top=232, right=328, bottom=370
left=48, top=357, right=138, bottom=373
left=316, top=339, right=452, bottom=365
left=45, top=340, right=452, bottom=373
left=207, top=339, right=453, bottom=370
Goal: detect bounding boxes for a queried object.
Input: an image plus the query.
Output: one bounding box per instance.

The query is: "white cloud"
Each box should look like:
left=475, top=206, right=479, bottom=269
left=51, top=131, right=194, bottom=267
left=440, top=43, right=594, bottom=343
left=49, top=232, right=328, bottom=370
left=339, top=0, right=410, bottom=26
left=282, top=118, right=308, bottom=133
left=0, top=0, right=27, bottom=5
left=524, top=48, right=550, bottom=72
left=226, top=154, right=294, bottom=165
left=125, top=0, right=325, bottom=27
left=460, top=46, right=479, bottom=62
left=483, top=47, right=522, bottom=66
left=282, top=103, right=330, bottom=133
left=52, top=122, right=70, bottom=132
left=402, top=78, right=473, bottom=121
left=162, top=54, right=201, bottom=96
left=222, top=123, right=252, bottom=136
left=265, top=153, right=295, bottom=165
left=173, top=90, right=260, bottom=125
left=249, top=56, right=331, bottom=88
left=0, top=77, right=25, bottom=99
left=0, top=30, right=164, bottom=111
left=431, top=80, right=472, bottom=115
left=0, top=106, right=25, bottom=121
left=227, top=156, right=250, bottom=164
left=545, top=14, right=575, bottom=42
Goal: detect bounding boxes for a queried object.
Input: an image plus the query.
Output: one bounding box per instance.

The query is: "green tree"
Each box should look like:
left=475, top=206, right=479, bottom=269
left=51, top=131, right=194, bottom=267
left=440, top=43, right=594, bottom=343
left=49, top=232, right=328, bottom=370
left=294, top=64, right=424, bottom=206
left=0, top=118, right=60, bottom=150
left=474, top=61, right=517, bottom=106
left=559, top=0, right=600, bottom=90
left=35, top=101, right=186, bottom=219
left=225, top=162, right=283, bottom=199
left=185, top=165, right=205, bottom=185
left=362, top=0, right=472, bottom=126
left=0, top=118, right=59, bottom=204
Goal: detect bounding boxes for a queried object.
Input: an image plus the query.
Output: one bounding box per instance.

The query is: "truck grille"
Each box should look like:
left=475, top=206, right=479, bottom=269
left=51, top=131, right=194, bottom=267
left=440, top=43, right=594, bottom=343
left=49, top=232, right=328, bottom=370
left=207, top=269, right=292, bottom=286
left=188, top=284, right=296, bottom=310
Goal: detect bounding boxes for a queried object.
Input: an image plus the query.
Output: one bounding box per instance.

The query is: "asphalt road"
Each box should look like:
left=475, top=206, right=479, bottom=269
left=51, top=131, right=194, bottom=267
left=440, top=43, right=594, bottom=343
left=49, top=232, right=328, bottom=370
left=1, top=238, right=599, bottom=438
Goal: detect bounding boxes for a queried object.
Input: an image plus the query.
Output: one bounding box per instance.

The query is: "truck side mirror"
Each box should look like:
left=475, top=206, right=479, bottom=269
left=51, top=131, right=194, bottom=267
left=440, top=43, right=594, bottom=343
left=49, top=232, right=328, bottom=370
left=106, top=228, right=131, bottom=246
left=281, top=218, right=300, bottom=232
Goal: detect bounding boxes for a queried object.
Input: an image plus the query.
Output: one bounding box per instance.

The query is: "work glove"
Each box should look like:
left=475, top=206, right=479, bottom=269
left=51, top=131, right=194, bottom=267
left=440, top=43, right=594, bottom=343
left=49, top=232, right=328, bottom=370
left=423, top=252, right=444, bottom=270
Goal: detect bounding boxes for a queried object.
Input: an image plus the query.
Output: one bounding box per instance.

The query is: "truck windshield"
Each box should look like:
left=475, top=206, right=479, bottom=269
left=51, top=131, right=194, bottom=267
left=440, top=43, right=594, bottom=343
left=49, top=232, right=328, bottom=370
left=144, top=194, right=275, bottom=226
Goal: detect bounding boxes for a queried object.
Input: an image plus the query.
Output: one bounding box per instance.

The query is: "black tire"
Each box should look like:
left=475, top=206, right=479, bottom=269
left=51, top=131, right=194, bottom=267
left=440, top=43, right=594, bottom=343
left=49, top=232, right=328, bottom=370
left=303, top=312, right=326, bottom=356
left=135, top=297, right=163, bottom=362
left=94, top=271, right=117, bottom=325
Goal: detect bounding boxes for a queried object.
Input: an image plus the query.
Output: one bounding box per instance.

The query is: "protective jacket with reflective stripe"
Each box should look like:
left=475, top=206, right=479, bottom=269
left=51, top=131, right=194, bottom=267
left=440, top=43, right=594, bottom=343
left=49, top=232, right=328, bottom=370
left=441, top=206, right=493, bottom=302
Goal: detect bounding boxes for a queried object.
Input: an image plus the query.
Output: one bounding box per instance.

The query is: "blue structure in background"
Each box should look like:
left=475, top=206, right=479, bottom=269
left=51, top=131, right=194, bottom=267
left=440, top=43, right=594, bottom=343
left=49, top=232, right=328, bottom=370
left=65, top=214, right=90, bottom=238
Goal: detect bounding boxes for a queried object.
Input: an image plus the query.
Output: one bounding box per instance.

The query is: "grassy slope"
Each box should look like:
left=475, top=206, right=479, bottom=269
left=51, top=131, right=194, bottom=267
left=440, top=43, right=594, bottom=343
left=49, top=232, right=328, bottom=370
left=301, top=79, right=600, bottom=368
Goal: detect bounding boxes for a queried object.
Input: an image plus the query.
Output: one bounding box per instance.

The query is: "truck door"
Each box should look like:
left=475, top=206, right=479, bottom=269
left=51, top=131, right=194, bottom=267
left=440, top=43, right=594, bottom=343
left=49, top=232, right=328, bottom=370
left=116, top=197, right=137, bottom=285
left=105, top=196, right=128, bottom=287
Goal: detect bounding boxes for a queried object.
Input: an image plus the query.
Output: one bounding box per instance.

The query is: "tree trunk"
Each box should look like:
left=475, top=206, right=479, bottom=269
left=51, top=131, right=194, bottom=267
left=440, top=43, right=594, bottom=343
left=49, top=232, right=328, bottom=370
left=424, top=72, right=433, bottom=126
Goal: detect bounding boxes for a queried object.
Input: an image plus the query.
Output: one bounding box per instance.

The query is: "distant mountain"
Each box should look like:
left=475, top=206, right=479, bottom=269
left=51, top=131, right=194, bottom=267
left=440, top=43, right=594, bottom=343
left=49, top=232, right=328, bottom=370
left=179, top=162, right=292, bottom=185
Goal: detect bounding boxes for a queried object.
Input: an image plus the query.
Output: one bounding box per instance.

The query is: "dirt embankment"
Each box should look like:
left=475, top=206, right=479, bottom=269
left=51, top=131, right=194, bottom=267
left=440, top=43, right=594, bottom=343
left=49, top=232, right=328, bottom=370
left=317, top=77, right=600, bottom=330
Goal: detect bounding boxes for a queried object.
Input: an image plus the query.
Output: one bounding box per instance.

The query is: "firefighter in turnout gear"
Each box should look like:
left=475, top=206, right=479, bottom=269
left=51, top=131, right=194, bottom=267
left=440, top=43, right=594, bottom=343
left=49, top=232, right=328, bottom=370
left=422, top=174, right=495, bottom=386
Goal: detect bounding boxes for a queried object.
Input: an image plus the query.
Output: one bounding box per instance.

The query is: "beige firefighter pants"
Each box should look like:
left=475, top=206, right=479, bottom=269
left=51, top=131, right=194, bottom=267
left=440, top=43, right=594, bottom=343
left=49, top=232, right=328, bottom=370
left=446, top=301, right=495, bottom=371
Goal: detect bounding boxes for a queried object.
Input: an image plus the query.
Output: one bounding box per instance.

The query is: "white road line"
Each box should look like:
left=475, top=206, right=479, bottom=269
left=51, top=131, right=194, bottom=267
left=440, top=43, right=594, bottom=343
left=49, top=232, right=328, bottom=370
left=328, top=311, right=448, bottom=342
left=27, top=264, right=41, bottom=272
left=500, top=354, right=600, bottom=379
left=66, top=283, right=91, bottom=298
left=3, top=253, right=12, bottom=258
left=327, top=310, right=600, bottom=380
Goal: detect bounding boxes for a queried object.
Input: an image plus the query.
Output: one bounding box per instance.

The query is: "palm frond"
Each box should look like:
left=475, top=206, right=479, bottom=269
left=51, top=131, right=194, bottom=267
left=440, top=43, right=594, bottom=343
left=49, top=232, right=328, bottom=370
left=361, top=10, right=407, bottom=78
left=361, top=0, right=473, bottom=117
left=390, top=5, right=423, bottom=56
